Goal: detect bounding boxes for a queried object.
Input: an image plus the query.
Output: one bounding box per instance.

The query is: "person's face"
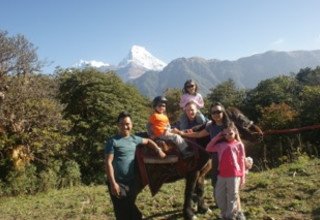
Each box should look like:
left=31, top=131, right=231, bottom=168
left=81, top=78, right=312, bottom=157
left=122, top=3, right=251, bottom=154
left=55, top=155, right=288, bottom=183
left=185, top=103, right=197, bottom=120
left=155, top=103, right=166, bottom=114
left=223, top=127, right=236, bottom=142
left=211, top=105, right=224, bottom=122
left=118, top=116, right=132, bottom=137
left=186, top=83, right=196, bottom=94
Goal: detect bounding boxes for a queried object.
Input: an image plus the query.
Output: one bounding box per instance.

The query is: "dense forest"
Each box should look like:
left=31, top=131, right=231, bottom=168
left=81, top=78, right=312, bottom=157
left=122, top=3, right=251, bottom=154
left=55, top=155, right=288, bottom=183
left=0, top=30, right=319, bottom=196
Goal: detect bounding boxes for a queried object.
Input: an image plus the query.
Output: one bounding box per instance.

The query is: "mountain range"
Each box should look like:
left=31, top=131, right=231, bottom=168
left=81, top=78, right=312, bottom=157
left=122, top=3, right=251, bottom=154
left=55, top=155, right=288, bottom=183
left=75, top=46, right=320, bottom=98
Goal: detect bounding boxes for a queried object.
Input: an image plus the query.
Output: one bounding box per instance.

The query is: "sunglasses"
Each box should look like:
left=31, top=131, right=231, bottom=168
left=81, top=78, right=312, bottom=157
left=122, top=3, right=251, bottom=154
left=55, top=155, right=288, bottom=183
left=186, top=84, right=195, bottom=88
left=157, top=104, right=166, bottom=107
left=211, top=110, right=223, bottom=115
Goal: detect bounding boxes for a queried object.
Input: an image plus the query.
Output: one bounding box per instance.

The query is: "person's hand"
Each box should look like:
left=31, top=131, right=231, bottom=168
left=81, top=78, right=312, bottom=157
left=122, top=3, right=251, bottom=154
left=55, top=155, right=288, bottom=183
left=245, top=157, right=253, bottom=170
left=157, top=148, right=166, bottom=158
left=240, top=179, right=245, bottom=189
left=185, top=129, right=193, bottom=133
left=111, top=182, right=120, bottom=198
left=217, top=131, right=225, bottom=139
left=172, top=128, right=181, bottom=135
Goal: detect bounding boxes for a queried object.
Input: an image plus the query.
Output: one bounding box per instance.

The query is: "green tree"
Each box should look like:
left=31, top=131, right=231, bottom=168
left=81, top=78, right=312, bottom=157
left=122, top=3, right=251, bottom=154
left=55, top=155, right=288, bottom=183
left=258, top=103, right=300, bottom=165
left=296, top=66, right=320, bottom=86
left=298, top=85, right=320, bottom=154
left=164, top=88, right=182, bottom=123
left=57, top=68, right=150, bottom=183
left=0, top=75, right=73, bottom=195
left=206, top=79, right=246, bottom=109
left=0, top=30, right=40, bottom=78
left=244, top=75, right=302, bottom=120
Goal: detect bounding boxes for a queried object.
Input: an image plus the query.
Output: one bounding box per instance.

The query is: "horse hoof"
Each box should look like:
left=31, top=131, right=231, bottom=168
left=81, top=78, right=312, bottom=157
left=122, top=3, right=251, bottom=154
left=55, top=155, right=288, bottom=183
left=184, top=208, right=196, bottom=220
left=191, top=215, right=198, bottom=220
left=197, top=204, right=211, bottom=214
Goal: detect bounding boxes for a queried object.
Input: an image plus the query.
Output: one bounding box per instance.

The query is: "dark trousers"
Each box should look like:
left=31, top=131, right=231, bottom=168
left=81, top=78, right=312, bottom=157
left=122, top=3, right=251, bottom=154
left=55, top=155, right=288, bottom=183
left=211, top=152, right=219, bottom=188
left=107, top=182, right=142, bottom=220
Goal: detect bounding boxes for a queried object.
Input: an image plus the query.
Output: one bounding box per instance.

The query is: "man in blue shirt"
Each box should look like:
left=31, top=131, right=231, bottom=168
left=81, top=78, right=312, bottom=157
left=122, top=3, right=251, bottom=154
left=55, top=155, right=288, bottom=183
left=105, top=111, right=166, bottom=220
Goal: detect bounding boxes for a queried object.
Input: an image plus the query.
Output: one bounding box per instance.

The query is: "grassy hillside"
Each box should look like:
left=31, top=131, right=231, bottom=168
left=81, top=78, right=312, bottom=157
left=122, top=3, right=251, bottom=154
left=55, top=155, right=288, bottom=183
left=0, top=156, right=319, bottom=220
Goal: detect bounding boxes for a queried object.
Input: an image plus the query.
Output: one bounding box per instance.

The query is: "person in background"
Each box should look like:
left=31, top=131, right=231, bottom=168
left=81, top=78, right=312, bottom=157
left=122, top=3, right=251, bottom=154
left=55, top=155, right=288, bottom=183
left=148, top=96, right=193, bottom=159
left=178, top=101, right=208, bottom=131
left=206, top=122, right=246, bottom=220
left=105, top=111, right=166, bottom=220
left=179, top=79, right=206, bottom=130
left=174, top=102, right=231, bottom=186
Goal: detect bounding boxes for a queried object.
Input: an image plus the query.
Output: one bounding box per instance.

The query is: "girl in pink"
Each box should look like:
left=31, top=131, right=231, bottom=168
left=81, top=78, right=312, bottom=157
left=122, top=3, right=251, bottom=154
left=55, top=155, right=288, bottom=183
left=179, top=80, right=206, bottom=130
left=206, top=122, right=246, bottom=220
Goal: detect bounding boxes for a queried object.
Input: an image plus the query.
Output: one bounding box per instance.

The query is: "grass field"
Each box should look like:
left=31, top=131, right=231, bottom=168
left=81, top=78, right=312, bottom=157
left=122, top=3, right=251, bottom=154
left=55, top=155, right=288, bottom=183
left=0, top=156, right=319, bottom=220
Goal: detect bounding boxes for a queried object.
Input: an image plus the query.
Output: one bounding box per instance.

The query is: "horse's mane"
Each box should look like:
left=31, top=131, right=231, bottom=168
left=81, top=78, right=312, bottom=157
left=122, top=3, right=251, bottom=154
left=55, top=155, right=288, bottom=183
left=226, top=107, right=253, bottom=130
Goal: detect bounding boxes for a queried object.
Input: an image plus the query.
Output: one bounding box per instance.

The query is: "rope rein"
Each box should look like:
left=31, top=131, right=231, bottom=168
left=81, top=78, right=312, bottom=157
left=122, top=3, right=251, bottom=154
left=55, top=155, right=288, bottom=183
left=263, top=124, right=320, bottom=136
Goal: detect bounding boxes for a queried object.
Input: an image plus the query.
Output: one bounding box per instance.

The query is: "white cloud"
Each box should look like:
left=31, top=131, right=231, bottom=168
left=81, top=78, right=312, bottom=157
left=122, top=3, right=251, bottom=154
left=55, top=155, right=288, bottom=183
left=74, top=60, right=110, bottom=68
left=270, top=38, right=285, bottom=46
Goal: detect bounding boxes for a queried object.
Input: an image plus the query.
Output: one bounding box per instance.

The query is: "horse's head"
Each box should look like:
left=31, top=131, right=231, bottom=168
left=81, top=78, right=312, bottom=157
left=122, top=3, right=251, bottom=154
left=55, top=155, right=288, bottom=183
left=227, top=107, right=263, bottom=143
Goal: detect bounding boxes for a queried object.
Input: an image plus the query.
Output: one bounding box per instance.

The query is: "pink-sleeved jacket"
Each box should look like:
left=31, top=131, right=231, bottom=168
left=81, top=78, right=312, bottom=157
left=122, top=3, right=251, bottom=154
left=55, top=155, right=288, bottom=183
left=179, top=93, right=204, bottom=109
left=206, top=133, right=246, bottom=185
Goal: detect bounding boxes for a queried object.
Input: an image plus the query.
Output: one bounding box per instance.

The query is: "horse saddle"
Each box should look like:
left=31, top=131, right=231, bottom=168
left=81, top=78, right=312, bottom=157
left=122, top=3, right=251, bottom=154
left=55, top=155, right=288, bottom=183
left=143, top=139, right=179, bottom=164
left=143, top=154, right=179, bottom=164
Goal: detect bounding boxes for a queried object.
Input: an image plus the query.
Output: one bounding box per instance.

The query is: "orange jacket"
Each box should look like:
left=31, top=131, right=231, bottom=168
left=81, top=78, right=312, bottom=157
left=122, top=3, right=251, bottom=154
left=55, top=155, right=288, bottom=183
left=149, top=112, right=169, bottom=137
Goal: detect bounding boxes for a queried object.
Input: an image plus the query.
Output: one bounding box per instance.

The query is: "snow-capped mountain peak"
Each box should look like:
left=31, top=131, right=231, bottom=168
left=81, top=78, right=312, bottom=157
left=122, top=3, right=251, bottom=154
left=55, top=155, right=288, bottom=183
left=118, top=45, right=167, bottom=71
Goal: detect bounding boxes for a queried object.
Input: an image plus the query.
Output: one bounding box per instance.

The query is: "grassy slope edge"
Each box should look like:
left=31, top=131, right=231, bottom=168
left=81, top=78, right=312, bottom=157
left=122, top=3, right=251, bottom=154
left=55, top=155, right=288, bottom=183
left=0, top=156, right=319, bottom=220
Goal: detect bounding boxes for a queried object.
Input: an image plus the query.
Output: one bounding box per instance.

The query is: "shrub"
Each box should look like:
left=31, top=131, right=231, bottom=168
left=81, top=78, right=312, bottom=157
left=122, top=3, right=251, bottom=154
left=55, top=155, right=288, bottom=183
left=6, top=164, right=38, bottom=195
left=60, top=160, right=81, bottom=187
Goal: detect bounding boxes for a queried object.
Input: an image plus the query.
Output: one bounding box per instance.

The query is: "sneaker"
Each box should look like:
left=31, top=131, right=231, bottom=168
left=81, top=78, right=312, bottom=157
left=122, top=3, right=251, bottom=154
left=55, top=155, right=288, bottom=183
left=236, top=211, right=246, bottom=220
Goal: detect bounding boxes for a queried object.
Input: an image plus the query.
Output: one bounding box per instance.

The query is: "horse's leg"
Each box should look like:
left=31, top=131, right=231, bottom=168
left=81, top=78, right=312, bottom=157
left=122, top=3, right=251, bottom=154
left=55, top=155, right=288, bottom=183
left=194, top=159, right=212, bottom=213
left=183, top=170, right=199, bottom=220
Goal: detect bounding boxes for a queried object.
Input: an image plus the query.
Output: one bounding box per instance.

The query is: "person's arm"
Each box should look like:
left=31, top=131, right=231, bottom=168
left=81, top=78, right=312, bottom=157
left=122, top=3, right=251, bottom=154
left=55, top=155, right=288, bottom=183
left=196, top=93, right=204, bottom=108
left=174, top=127, right=209, bottom=138
left=179, top=94, right=188, bottom=108
left=105, top=154, right=120, bottom=197
left=206, top=132, right=224, bottom=152
left=142, top=138, right=166, bottom=158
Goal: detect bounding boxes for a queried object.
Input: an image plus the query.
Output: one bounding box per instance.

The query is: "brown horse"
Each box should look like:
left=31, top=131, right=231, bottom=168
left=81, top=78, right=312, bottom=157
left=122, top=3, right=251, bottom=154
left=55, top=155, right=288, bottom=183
left=134, top=107, right=262, bottom=220
left=135, top=138, right=211, bottom=220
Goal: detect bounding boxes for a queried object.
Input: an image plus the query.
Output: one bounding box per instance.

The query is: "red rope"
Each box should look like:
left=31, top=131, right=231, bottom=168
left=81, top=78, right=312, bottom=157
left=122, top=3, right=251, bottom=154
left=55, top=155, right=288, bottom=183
left=263, top=124, right=320, bottom=135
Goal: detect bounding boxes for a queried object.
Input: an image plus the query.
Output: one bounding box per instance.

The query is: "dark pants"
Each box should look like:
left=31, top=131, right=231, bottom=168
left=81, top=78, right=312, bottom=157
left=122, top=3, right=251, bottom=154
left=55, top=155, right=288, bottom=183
left=211, top=152, right=219, bottom=188
left=107, top=182, right=142, bottom=220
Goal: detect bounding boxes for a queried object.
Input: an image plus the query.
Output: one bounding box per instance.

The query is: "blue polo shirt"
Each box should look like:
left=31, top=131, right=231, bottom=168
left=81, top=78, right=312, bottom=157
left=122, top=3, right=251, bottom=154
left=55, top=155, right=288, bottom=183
left=105, top=135, right=143, bottom=184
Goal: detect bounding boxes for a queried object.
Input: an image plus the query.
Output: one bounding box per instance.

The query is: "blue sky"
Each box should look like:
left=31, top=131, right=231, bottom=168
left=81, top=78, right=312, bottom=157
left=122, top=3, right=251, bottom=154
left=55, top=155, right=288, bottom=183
left=1, top=0, right=320, bottom=73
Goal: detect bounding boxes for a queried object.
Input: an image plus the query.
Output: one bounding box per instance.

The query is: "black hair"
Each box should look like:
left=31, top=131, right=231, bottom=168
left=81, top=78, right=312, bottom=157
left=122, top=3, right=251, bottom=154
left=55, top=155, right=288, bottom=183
left=117, top=111, right=131, bottom=123
left=182, top=79, right=198, bottom=94
left=209, top=102, right=230, bottom=125
left=209, top=102, right=225, bottom=111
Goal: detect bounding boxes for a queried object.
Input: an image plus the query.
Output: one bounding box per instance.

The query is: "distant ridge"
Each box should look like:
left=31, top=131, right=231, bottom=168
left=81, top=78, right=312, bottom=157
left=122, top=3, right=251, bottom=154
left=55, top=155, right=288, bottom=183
left=129, top=49, right=320, bottom=98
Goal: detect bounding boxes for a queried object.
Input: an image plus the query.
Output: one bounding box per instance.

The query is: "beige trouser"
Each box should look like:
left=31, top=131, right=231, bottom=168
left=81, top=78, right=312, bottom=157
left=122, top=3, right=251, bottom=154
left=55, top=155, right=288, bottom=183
left=215, top=176, right=240, bottom=219
left=160, top=131, right=188, bottom=151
